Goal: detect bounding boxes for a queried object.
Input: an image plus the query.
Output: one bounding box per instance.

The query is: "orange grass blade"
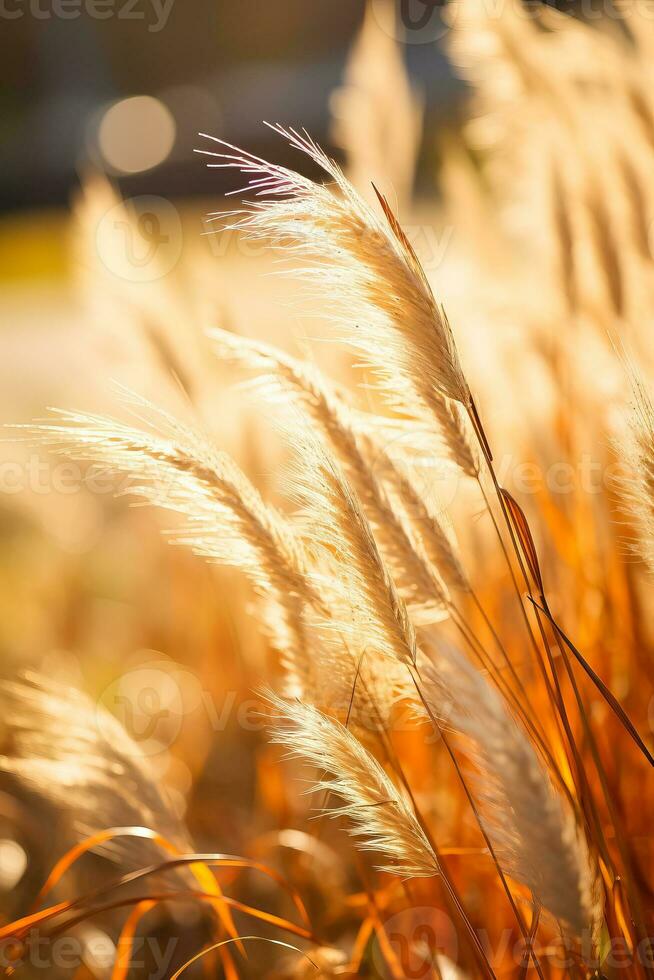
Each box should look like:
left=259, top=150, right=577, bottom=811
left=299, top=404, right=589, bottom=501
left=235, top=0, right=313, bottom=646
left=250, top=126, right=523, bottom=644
left=169, top=937, right=320, bottom=979
left=349, top=917, right=375, bottom=974
left=219, top=946, right=239, bottom=980
left=41, top=890, right=318, bottom=944
left=501, top=487, right=654, bottom=763
left=27, top=827, right=244, bottom=956
left=33, top=848, right=312, bottom=939
left=111, top=899, right=156, bottom=980
left=90, top=852, right=311, bottom=930
left=372, top=919, right=405, bottom=980
left=529, top=597, right=654, bottom=767
left=372, top=183, right=424, bottom=274
left=33, top=827, right=177, bottom=908
left=500, top=489, right=544, bottom=594
left=0, top=901, right=71, bottom=940
left=215, top=897, right=314, bottom=941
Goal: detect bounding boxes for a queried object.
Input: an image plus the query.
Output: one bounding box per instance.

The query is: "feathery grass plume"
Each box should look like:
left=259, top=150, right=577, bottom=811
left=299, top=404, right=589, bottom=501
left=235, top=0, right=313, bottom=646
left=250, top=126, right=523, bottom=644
left=304, top=640, right=418, bottom=751
left=329, top=0, right=423, bottom=209
left=210, top=326, right=449, bottom=617
left=72, top=173, right=206, bottom=401
left=449, top=0, right=558, bottom=124
left=451, top=0, right=654, bottom=337
left=585, top=176, right=624, bottom=318
left=626, top=70, right=654, bottom=151
left=429, top=390, right=480, bottom=479
left=550, top=155, right=578, bottom=316
left=617, top=368, right=654, bottom=573
left=293, top=435, right=417, bottom=668
left=266, top=692, right=438, bottom=877
left=0, top=673, right=191, bottom=852
left=367, top=442, right=469, bottom=594
left=28, top=399, right=319, bottom=697
left=197, top=126, right=472, bottom=432
left=451, top=0, right=621, bottom=122
left=616, top=148, right=652, bottom=261
left=420, top=647, right=603, bottom=942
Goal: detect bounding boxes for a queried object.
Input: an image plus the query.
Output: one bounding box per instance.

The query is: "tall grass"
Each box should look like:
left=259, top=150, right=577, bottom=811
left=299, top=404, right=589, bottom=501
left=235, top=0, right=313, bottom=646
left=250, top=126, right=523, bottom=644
left=2, top=3, right=654, bottom=977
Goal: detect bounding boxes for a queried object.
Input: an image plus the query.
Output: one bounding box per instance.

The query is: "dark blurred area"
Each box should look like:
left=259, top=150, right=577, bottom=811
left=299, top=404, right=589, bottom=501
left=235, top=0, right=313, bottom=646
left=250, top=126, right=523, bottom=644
left=0, top=0, right=465, bottom=212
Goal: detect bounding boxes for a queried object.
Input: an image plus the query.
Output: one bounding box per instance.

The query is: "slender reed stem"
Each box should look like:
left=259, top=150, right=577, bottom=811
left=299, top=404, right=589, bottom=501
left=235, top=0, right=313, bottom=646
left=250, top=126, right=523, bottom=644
left=408, top=665, right=546, bottom=980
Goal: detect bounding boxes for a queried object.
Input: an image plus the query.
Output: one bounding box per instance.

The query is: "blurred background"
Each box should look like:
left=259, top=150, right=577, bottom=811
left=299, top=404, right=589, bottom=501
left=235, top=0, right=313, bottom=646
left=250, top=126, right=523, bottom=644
left=0, top=1, right=466, bottom=703
left=1, top=0, right=464, bottom=212
left=3, top=0, right=651, bottom=975
left=0, top=0, right=467, bottom=942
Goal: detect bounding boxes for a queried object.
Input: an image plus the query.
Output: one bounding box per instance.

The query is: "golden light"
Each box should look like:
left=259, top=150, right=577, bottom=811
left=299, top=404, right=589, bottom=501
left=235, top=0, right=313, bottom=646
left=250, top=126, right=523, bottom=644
left=0, top=839, right=27, bottom=889
left=97, top=95, right=176, bottom=175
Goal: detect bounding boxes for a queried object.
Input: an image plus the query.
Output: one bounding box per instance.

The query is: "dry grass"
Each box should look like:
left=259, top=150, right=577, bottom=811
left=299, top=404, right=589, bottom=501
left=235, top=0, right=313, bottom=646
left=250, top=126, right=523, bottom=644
left=2, top=4, right=654, bottom=979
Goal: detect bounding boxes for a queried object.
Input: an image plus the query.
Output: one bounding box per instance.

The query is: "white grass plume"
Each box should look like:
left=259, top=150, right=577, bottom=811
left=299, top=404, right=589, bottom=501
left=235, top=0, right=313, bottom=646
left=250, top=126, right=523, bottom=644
left=267, top=692, right=438, bottom=877
left=302, top=634, right=421, bottom=746
left=429, top=390, right=480, bottom=479
left=210, top=326, right=449, bottom=617
left=420, top=646, right=602, bottom=942
left=197, top=126, right=471, bottom=434
left=617, top=367, right=654, bottom=573
left=329, top=0, right=423, bottom=209
left=0, top=673, right=191, bottom=854
left=364, top=439, right=470, bottom=594
left=27, top=399, right=319, bottom=696
left=293, top=436, right=418, bottom=668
